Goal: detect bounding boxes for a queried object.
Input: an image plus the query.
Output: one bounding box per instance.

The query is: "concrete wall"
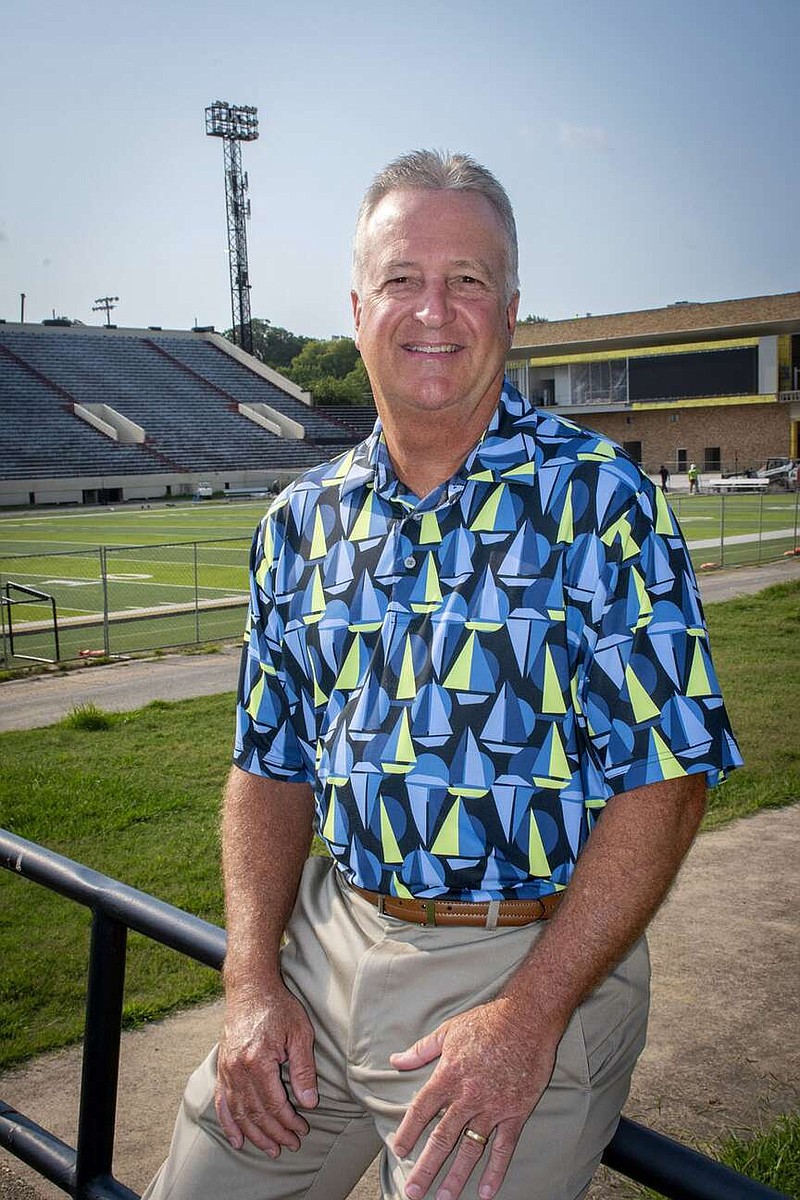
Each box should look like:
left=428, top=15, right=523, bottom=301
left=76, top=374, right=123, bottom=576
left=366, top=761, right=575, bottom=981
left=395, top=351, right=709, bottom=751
left=0, top=467, right=304, bottom=509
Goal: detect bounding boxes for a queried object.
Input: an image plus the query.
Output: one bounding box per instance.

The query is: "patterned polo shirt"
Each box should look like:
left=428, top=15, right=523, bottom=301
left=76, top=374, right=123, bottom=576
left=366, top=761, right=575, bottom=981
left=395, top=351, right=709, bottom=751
left=234, top=381, right=742, bottom=900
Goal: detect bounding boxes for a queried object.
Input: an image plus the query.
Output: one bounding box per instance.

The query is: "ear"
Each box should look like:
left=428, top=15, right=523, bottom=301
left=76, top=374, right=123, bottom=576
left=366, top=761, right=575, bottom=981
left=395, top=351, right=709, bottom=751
left=506, top=291, right=520, bottom=341
left=351, top=290, right=362, bottom=347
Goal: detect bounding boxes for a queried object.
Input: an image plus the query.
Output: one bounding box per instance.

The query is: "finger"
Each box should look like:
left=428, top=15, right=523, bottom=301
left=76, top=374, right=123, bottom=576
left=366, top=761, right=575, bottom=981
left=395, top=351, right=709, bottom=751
left=392, top=1082, right=454, bottom=1160
left=476, top=1121, right=522, bottom=1200
left=389, top=1025, right=447, bottom=1072
left=400, top=1114, right=480, bottom=1200
left=215, top=1087, right=245, bottom=1150
left=218, top=1065, right=309, bottom=1148
left=287, top=1024, right=319, bottom=1109
left=423, top=1125, right=492, bottom=1200
left=223, top=1085, right=304, bottom=1155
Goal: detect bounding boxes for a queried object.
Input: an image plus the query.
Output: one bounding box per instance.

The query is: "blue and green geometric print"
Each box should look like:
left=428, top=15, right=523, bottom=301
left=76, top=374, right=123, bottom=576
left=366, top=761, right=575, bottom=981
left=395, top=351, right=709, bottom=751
left=234, top=381, right=742, bottom=900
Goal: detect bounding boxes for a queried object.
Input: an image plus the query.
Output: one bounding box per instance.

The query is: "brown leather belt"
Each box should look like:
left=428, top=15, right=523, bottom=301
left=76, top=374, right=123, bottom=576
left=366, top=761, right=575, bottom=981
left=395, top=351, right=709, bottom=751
left=350, top=885, right=562, bottom=928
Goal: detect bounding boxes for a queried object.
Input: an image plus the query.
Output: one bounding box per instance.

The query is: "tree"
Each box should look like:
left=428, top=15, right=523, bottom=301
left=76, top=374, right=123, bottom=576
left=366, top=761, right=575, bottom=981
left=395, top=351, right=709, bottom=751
left=306, top=358, right=373, bottom=407
left=286, top=337, right=374, bottom=407
left=287, top=337, right=361, bottom=388
left=518, top=314, right=549, bottom=324
left=225, top=319, right=310, bottom=369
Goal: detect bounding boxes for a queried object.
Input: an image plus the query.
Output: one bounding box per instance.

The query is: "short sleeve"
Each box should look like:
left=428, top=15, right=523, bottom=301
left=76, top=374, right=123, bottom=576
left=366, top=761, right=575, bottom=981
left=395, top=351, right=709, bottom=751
left=576, top=482, right=743, bottom=799
left=233, top=518, right=312, bottom=782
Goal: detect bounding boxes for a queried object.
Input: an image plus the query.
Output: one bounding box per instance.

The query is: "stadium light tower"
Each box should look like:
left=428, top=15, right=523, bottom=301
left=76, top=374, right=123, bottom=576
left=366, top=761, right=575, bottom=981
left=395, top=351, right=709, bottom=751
left=205, top=100, right=259, bottom=355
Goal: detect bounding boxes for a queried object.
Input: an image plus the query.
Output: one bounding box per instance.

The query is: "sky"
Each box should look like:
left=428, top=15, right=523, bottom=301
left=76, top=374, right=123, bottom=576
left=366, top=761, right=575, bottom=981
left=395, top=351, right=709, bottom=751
left=1, top=0, right=798, bottom=340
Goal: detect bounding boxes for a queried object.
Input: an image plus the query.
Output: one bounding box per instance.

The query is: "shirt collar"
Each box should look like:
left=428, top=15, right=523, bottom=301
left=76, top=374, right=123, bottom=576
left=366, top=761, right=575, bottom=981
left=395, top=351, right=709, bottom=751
left=337, top=378, right=536, bottom=502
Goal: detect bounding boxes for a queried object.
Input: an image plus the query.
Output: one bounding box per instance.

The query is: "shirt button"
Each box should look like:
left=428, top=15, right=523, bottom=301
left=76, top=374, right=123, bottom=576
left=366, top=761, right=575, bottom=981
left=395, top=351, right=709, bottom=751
left=404, top=555, right=416, bottom=569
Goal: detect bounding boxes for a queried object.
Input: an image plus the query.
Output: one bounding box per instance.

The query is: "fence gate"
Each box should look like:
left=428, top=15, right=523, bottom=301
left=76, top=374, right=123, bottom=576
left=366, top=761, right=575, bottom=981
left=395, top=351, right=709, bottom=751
left=2, top=581, right=60, bottom=663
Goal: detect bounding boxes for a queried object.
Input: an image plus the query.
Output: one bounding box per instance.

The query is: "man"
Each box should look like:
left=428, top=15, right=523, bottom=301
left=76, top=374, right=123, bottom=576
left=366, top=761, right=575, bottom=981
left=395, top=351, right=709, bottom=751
left=144, top=151, right=741, bottom=1200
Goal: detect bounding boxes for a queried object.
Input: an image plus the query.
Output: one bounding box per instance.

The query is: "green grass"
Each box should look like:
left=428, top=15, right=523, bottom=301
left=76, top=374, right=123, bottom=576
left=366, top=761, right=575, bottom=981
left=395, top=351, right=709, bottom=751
left=0, top=695, right=233, bottom=1067
left=61, top=701, right=115, bottom=730
left=717, top=1112, right=799, bottom=1197
left=0, top=584, right=797, bottom=1071
left=627, top=1111, right=799, bottom=1197
left=702, top=581, right=800, bottom=827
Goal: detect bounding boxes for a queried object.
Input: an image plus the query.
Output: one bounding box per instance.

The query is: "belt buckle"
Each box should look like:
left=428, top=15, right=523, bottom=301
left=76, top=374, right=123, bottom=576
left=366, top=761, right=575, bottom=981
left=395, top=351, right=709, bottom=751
left=423, top=899, right=437, bottom=927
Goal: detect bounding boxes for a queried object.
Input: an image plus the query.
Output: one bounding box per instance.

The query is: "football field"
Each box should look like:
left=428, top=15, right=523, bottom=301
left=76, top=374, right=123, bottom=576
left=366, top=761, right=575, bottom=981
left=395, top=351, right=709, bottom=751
left=0, top=499, right=268, bottom=662
left=0, top=491, right=798, bottom=664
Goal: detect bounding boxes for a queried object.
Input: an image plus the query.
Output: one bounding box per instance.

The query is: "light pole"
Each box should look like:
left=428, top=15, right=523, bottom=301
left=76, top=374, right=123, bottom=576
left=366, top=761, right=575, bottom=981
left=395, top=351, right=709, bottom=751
left=205, top=100, right=259, bottom=355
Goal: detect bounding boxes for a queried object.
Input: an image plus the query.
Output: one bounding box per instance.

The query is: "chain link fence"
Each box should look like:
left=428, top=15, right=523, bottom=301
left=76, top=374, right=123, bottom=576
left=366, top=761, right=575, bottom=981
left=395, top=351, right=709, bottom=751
left=671, top=490, right=800, bottom=570
left=1, top=496, right=798, bottom=667
left=0, top=537, right=251, bottom=665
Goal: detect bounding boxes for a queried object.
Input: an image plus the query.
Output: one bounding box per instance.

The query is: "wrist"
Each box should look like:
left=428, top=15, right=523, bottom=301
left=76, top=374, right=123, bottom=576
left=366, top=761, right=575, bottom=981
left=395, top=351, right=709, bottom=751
left=223, top=953, right=284, bottom=1000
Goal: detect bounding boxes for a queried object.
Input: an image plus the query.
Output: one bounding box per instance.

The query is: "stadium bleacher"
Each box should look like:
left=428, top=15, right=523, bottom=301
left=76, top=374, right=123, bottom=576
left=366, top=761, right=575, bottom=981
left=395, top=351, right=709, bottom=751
left=0, top=325, right=376, bottom=499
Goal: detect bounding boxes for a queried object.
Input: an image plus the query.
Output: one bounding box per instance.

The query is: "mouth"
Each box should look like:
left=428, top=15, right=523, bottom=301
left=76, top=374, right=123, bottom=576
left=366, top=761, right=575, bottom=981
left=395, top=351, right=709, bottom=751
left=403, top=343, right=461, bottom=354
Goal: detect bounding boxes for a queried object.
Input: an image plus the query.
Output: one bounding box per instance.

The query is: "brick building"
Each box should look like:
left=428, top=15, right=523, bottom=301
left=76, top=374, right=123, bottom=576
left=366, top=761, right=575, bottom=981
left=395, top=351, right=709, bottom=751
left=506, top=292, right=800, bottom=476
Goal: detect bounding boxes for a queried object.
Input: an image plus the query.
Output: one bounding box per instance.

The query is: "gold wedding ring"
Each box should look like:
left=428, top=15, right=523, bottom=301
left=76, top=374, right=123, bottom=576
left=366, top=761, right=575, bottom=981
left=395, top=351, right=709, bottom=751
left=463, top=1127, right=488, bottom=1146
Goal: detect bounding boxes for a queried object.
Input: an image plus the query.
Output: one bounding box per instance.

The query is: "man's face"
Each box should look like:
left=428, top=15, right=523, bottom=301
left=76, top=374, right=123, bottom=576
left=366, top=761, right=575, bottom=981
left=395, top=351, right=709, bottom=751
left=351, top=188, right=519, bottom=425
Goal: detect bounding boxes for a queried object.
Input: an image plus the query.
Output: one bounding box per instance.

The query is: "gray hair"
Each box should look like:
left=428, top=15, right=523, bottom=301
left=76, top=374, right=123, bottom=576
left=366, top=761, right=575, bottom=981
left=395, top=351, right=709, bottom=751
left=351, top=149, right=519, bottom=302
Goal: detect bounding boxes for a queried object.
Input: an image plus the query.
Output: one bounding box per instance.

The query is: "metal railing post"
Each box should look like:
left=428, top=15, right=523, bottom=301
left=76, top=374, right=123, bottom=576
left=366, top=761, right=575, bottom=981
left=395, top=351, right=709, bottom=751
left=75, top=910, right=128, bottom=1200
left=757, top=490, right=764, bottom=565
left=718, top=494, right=726, bottom=566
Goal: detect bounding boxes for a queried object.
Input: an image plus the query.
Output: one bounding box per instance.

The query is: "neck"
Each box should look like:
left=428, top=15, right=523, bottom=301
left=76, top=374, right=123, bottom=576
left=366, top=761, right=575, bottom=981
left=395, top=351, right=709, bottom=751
left=376, top=389, right=502, bottom=499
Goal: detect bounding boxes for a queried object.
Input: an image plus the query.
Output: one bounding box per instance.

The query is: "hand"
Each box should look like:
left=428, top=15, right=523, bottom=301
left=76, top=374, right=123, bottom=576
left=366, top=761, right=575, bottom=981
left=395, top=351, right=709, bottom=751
left=390, top=998, right=560, bottom=1200
left=215, top=982, right=318, bottom=1156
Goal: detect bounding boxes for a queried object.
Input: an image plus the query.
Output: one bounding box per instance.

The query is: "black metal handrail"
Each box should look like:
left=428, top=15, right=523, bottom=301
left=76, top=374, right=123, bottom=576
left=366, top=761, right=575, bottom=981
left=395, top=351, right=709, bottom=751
left=0, top=829, right=789, bottom=1200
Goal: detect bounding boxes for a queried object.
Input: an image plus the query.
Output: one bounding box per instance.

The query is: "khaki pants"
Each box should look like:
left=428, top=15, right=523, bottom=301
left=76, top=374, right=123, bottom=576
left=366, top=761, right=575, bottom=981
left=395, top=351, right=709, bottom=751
left=144, top=857, right=649, bottom=1200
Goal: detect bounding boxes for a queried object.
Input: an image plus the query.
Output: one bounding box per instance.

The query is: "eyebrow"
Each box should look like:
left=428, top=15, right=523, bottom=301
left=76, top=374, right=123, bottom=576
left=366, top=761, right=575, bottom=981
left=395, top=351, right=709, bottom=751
left=380, top=257, right=496, bottom=277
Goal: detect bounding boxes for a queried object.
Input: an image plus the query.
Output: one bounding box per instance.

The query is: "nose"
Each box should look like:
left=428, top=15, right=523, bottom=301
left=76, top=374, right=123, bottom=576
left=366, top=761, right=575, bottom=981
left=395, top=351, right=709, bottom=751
left=414, top=280, right=454, bottom=327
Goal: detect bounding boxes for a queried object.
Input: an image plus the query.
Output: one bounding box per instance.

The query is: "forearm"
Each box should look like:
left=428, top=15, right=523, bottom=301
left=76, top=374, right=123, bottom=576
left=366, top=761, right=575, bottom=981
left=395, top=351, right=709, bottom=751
left=221, top=764, right=315, bottom=996
left=498, top=774, right=707, bottom=1035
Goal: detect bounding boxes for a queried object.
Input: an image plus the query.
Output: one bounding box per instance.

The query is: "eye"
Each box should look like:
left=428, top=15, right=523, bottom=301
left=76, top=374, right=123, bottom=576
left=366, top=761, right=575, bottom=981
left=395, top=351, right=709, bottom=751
left=382, top=275, right=417, bottom=293
left=452, top=274, right=487, bottom=292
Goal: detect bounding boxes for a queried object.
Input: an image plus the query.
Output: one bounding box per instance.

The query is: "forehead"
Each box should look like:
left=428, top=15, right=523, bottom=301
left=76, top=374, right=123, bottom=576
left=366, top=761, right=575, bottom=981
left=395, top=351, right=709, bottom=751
left=360, top=188, right=507, bottom=269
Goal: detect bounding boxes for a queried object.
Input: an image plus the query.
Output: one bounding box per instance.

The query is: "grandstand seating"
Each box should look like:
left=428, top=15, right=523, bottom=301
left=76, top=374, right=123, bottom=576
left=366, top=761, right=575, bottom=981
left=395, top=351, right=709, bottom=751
left=0, top=350, right=167, bottom=479
left=320, top=405, right=379, bottom=440
left=0, top=326, right=362, bottom=486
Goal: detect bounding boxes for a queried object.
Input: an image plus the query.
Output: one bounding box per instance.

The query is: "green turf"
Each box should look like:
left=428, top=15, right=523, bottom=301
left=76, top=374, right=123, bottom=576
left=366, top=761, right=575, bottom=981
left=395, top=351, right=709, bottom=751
left=1, top=493, right=798, bottom=663
left=0, top=499, right=263, bottom=661
left=671, top=491, right=799, bottom=568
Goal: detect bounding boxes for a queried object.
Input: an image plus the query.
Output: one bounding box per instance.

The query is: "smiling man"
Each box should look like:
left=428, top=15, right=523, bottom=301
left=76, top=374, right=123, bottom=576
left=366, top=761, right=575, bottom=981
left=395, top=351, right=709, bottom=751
left=144, top=151, right=742, bottom=1200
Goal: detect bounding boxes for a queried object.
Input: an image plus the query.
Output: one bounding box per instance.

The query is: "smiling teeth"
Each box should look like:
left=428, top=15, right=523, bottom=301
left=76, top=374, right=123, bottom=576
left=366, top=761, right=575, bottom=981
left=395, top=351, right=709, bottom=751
left=408, top=344, right=459, bottom=353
